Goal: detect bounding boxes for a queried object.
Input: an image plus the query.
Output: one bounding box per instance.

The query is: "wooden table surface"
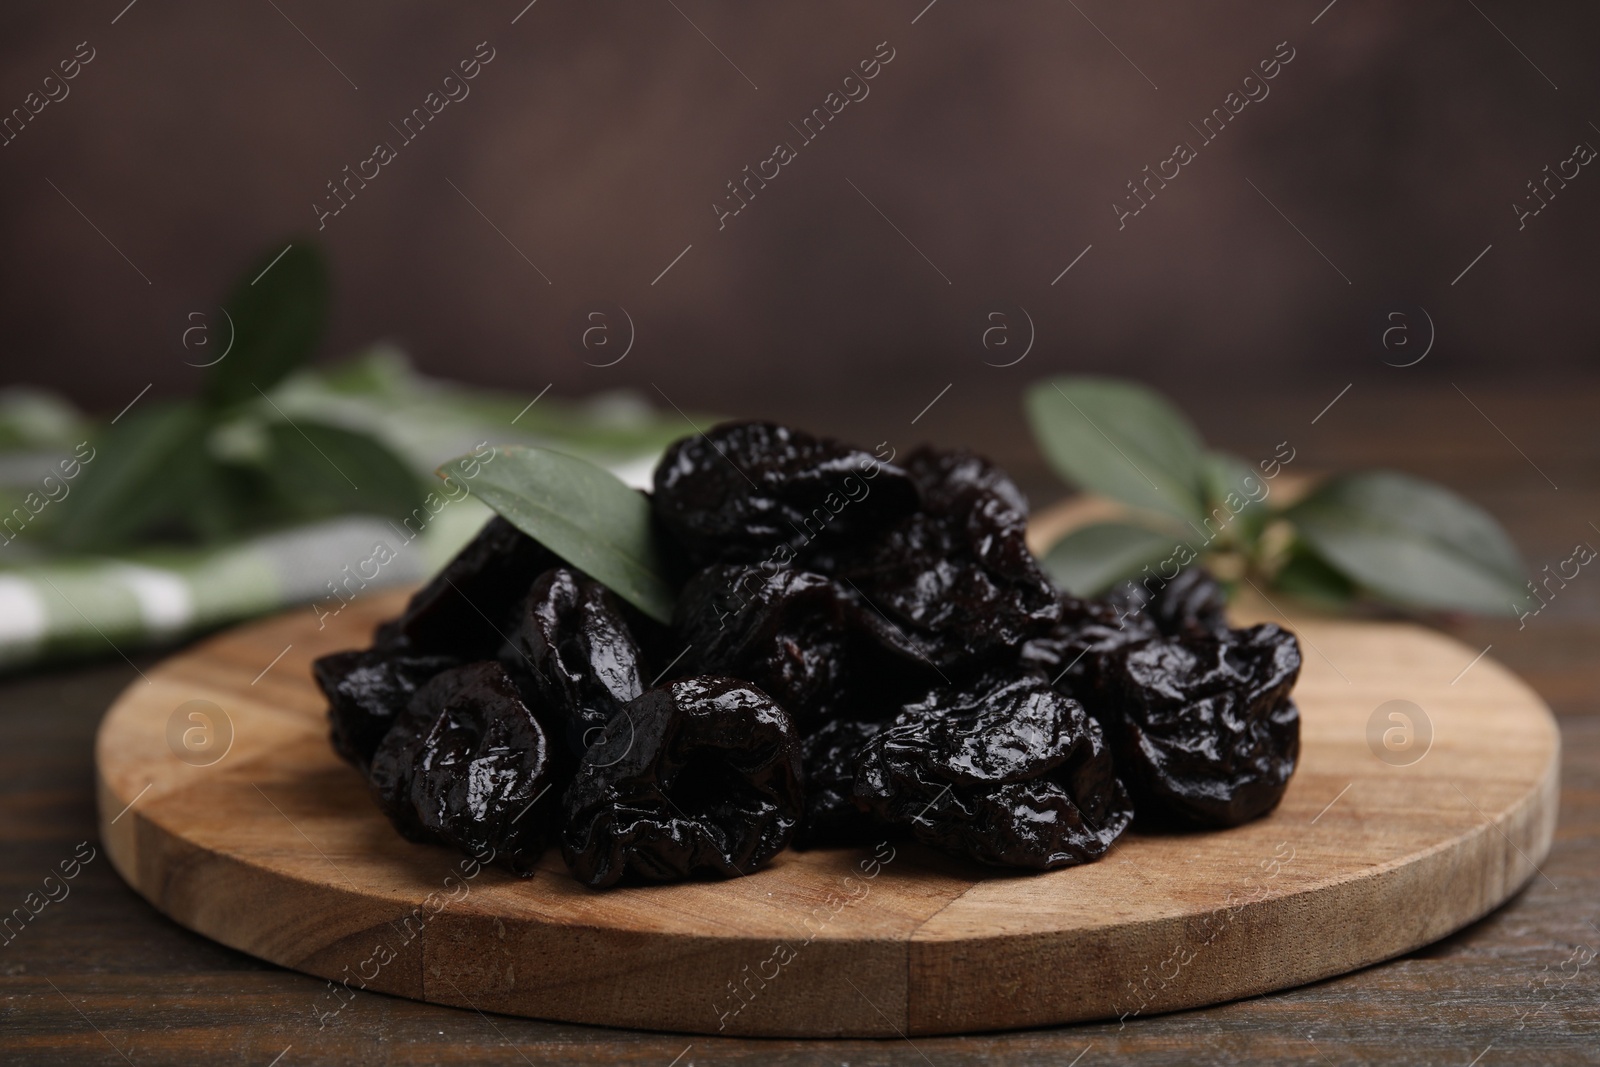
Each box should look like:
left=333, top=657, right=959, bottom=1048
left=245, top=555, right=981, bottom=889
left=3, top=381, right=1598, bottom=1065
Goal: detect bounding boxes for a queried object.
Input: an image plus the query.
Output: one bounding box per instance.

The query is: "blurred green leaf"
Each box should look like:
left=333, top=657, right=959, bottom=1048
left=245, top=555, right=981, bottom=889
left=52, top=401, right=216, bottom=551
left=205, top=243, right=329, bottom=408
left=1041, top=521, right=1178, bottom=597
left=1200, top=451, right=1271, bottom=548
left=0, top=388, right=88, bottom=452
left=1272, top=540, right=1358, bottom=608
left=445, top=444, right=674, bottom=623
left=261, top=419, right=423, bottom=523
left=1285, top=470, right=1526, bottom=614
left=1024, top=376, right=1207, bottom=521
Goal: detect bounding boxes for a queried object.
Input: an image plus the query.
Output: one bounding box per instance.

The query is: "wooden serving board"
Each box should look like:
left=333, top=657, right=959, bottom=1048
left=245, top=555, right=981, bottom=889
left=96, top=580, right=1559, bottom=1037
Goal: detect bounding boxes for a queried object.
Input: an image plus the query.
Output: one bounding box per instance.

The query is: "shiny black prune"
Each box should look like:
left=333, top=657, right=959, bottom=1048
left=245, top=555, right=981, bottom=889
left=673, top=563, right=854, bottom=728
left=651, top=421, right=919, bottom=569
left=1106, top=566, right=1230, bottom=639
left=502, top=568, right=647, bottom=759
left=845, top=447, right=1061, bottom=671
left=390, top=516, right=558, bottom=658
left=1094, top=623, right=1301, bottom=828
left=853, top=669, right=1133, bottom=868
left=313, top=648, right=459, bottom=772
left=367, top=660, right=560, bottom=874
left=795, top=717, right=885, bottom=848
left=562, top=676, right=803, bottom=889
left=1021, top=592, right=1160, bottom=697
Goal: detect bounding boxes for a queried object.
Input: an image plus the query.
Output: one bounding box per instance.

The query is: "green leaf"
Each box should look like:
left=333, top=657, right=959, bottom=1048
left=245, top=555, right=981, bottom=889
left=205, top=243, right=329, bottom=408
left=1272, top=540, right=1358, bottom=608
left=1040, top=521, right=1179, bottom=596
left=1024, top=376, right=1208, bottom=521
left=442, top=444, right=675, bottom=623
left=260, top=419, right=424, bottom=523
left=52, top=400, right=217, bottom=551
left=1284, top=470, right=1526, bottom=614
left=1200, top=451, right=1271, bottom=548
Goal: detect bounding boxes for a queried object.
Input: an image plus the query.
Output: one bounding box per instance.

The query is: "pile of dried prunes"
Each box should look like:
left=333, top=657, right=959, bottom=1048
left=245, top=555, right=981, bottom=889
left=314, top=422, right=1301, bottom=889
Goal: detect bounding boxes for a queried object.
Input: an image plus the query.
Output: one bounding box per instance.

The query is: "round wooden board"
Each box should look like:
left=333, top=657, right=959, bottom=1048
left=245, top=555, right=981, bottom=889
left=96, top=590, right=1559, bottom=1037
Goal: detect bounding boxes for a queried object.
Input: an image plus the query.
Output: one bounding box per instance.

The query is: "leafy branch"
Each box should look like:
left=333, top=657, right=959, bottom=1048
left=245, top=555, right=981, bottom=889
left=53, top=242, right=423, bottom=551
left=1024, top=376, right=1527, bottom=616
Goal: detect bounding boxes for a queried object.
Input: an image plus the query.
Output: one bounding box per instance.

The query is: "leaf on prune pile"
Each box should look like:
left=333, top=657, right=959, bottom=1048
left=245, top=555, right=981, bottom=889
left=562, top=676, right=803, bottom=889
left=651, top=421, right=919, bottom=569
left=854, top=669, right=1133, bottom=868
left=1024, top=376, right=1208, bottom=522
left=1094, top=623, right=1301, bottom=828
left=443, top=445, right=676, bottom=624
left=367, top=661, right=561, bottom=874
left=1284, top=470, right=1525, bottom=615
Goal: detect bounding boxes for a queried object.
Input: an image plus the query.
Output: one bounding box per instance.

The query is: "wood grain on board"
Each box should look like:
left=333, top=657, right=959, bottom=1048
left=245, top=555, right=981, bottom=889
left=92, top=562, right=1560, bottom=1037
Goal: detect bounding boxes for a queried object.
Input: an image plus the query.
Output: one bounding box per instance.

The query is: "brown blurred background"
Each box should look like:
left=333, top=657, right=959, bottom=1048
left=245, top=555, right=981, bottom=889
left=1, top=1, right=1595, bottom=450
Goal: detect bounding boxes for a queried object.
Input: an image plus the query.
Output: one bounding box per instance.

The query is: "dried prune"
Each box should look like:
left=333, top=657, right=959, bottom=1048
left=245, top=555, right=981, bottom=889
left=313, top=648, right=459, bottom=772
left=651, top=421, right=919, bottom=569
left=1106, top=566, right=1230, bottom=638
left=673, top=563, right=854, bottom=728
left=367, top=660, right=560, bottom=873
left=502, top=567, right=647, bottom=759
left=795, top=717, right=885, bottom=847
left=390, top=516, right=558, bottom=658
left=854, top=669, right=1133, bottom=868
left=844, top=447, right=1061, bottom=670
left=1021, top=592, right=1160, bottom=697
left=562, top=676, right=803, bottom=888
left=1094, top=623, right=1301, bottom=828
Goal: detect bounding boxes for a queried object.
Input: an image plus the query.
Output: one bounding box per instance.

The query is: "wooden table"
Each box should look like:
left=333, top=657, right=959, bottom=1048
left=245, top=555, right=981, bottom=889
left=4, top=381, right=1597, bottom=1064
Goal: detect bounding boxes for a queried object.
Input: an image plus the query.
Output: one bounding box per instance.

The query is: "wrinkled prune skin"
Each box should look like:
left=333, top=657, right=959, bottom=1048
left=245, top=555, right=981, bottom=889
left=651, top=421, right=919, bottom=569
left=1021, top=592, right=1160, bottom=697
left=562, top=676, right=803, bottom=889
left=1094, top=623, right=1301, bottom=828
left=313, top=649, right=460, bottom=772
left=503, top=568, right=647, bottom=759
left=389, top=516, right=558, bottom=658
left=1107, top=566, right=1230, bottom=639
left=367, top=661, right=560, bottom=874
left=845, top=447, right=1061, bottom=671
left=795, top=717, right=885, bottom=848
left=854, top=669, right=1133, bottom=868
left=673, top=563, right=853, bottom=728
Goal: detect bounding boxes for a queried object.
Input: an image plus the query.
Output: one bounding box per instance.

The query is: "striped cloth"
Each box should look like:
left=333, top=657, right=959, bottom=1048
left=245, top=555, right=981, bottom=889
left=0, top=348, right=681, bottom=671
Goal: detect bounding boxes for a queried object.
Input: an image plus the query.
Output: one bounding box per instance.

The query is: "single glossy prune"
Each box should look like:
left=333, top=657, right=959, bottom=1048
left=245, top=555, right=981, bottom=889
left=673, top=563, right=853, bottom=728
left=562, top=676, right=803, bottom=889
left=651, top=422, right=919, bottom=568
left=391, top=516, right=558, bottom=658
left=845, top=447, right=1061, bottom=670
left=1021, top=592, right=1159, bottom=697
left=854, top=669, right=1133, bottom=868
left=368, top=661, right=560, bottom=874
left=1106, top=566, right=1230, bottom=638
left=313, top=649, right=460, bottom=772
left=1094, top=623, right=1301, bottom=828
left=795, top=717, right=885, bottom=848
left=502, top=568, right=647, bottom=759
